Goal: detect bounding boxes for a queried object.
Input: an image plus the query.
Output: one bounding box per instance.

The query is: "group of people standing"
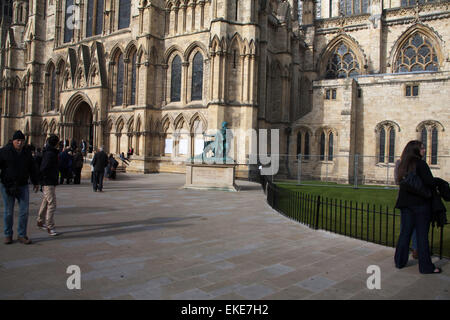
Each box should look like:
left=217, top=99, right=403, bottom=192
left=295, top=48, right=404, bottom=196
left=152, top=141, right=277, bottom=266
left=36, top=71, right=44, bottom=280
left=0, top=130, right=123, bottom=245
left=0, top=129, right=446, bottom=277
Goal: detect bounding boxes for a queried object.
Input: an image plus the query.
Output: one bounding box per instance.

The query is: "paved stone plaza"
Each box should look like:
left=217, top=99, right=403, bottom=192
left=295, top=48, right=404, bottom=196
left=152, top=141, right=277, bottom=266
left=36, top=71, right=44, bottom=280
left=0, top=173, right=449, bottom=300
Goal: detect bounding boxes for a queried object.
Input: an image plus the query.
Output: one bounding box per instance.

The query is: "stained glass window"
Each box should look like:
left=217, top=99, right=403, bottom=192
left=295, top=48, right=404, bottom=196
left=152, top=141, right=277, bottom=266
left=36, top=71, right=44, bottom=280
left=325, top=43, right=360, bottom=79
left=171, top=56, right=181, bottom=102
left=421, top=127, right=427, bottom=160
left=86, top=0, right=94, bottom=37
left=431, top=128, right=438, bottom=165
left=394, top=33, right=439, bottom=73
left=191, top=53, right=203, bottom=101
left=96, top=0, right=104, bottom=35
left=50, top=67, right=56, bottom=110
left=328, top=133, right=334, bottom=161
left=320, top=132, right=325, bottom=161
left=116, top=54, right=124, bottom=105
left=119, top=0, right=131, bottom=29
left=388, top=128, right=395, bottom=163
left=131, top=53, right=137, bottom=105
left=379, top=127, right=385, bottom=163
left=297, top=132, right=302, bottom=159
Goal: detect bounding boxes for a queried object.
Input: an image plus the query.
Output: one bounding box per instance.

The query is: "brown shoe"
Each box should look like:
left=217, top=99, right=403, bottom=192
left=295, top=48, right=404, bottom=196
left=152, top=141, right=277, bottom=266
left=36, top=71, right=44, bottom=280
left=17, top=236, right=32, bottom=244
left=412, top=249, right=418, bottom=259
left=4, top=236, right=12, bottom=244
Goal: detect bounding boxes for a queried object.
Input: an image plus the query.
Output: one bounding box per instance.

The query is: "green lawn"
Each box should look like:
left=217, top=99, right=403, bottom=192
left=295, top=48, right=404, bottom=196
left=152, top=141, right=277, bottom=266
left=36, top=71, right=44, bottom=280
left=272, top=182, right=450, bottom=258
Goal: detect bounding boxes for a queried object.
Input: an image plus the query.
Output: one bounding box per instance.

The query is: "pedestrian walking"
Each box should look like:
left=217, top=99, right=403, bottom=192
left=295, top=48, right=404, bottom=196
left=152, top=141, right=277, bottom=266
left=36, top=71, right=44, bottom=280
left=0, top=130, right=39, bottom=244
left=72, top=148, right=84, bottom=184
left=37, top=135, right=60, bottom=236
left=91, top=146, right=108, bottom=192
left=394, top=159, right=418, bottom=259
left=394, top=140, right=442, bottom=274
left=107, top=154, right=119, bottom=180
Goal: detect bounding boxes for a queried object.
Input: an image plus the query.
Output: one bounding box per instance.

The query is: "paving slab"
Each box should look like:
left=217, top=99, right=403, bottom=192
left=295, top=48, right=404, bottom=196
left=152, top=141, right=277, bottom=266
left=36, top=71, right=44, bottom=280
left=0, top=173, right=449, bottom=300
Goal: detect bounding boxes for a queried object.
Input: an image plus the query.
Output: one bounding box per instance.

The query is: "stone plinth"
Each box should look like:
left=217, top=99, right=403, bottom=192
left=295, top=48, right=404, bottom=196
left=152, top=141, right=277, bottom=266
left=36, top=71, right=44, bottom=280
left=184, top=163, right=239, bottom=192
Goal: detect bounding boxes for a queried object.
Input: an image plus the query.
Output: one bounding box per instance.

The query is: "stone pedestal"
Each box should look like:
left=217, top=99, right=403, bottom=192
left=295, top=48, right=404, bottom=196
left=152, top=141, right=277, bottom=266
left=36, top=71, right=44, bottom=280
left=184, top=163, right=239, bottom=192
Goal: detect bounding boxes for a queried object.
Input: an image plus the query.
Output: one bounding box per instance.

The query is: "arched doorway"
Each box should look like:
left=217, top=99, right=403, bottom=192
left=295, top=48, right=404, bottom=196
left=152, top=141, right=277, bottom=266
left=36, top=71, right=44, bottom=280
left=73, top=102, right=93, bottom=148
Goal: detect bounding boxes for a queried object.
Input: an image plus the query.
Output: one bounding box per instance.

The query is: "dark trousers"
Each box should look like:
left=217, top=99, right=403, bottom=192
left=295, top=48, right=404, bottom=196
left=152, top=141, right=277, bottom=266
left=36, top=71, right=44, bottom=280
left=73, top=167, right=82, bottom=184
left=59, top=168, right=71, bottom=184
left=394, top=205, right=435, bottom=273
left=93, top=171, right=104, bottom=191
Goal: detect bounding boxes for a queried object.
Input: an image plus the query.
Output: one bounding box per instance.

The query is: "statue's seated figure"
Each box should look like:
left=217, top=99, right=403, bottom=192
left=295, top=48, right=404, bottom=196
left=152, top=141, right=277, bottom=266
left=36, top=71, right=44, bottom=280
left=190, top=121, right=234, bottom=164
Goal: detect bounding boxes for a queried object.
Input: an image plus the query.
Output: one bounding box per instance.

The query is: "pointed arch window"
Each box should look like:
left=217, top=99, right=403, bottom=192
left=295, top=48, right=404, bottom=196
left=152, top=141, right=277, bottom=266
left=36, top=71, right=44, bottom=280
left=130, top=52, right=137, bottom=105
left=86, top=0, right=104, bottom=37
left=421, top=127, right=427, bottom=160
left=118, top=0, right=131, bottom=29
left=45, top=64, right=57, bottom=112
left=328, top=132, right=334, bottom=161
left=64, top=0, right=74, bottom=43
left=394, top=33, right=439, bottom=73
left=389, top=129, right=395, bottom=163
left=296, top=130, right=311, bottom=160
left=419, top=123, right=440, bottom=165
left=171, top=55, right=182, bottom=102
left=377, top=123, right=396, bottom=164
left=50, top=67, right=56, bottom=111
left=431, top=128, right=438, bottom=165
left=116, top=54, right=124, bottom=106
left=320, top=132, right=325, bottom=161
left=191, top=52, right=203, bottom=101
left=379, top=127, right=386, bottom=163
left=325, top=42, right=360, bottom=79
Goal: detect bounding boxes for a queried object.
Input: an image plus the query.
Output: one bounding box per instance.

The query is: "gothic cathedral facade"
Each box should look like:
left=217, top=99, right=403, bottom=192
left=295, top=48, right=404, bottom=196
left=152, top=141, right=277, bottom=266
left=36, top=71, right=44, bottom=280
left=0, top=0, right=449, bottom=182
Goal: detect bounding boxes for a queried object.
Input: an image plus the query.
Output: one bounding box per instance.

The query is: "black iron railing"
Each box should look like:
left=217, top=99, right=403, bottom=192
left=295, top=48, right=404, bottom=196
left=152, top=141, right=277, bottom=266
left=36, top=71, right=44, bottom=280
left=264, top=180, right=448, bottom=259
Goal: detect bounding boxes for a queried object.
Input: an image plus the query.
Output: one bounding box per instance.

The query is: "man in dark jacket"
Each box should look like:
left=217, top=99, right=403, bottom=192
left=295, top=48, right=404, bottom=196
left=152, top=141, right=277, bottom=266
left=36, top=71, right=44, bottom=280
left=58, top=146, right=72, bottom=184
left=0, top=130, right=39, bottom=244
left=37, top=135, right=60, bottom=236
left=91, top=146, right=108, bottom=192
left=72, top=148, right=84, bottom=184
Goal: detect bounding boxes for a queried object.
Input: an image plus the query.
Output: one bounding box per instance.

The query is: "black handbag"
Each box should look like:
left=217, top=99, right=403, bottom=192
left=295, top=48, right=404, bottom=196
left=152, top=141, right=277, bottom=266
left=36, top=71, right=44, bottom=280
left=400, top=170, right=432, bottom=199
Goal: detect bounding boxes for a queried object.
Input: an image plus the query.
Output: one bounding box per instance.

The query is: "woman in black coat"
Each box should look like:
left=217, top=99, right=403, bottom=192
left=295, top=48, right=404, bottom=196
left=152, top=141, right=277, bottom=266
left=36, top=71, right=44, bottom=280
left=394, top=140, right=441, bottom=274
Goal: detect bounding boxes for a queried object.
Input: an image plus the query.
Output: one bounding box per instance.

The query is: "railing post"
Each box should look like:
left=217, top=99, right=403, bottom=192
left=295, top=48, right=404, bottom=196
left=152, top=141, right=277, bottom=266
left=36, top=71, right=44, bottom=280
left=314, top=195, right=321, bottom=230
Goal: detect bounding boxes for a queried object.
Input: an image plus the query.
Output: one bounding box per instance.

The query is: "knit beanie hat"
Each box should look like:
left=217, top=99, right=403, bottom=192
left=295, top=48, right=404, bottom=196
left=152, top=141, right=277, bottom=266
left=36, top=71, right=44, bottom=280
left=12, top=130, right=25, bottom=140
left=47, top=135, right=60, bottom=147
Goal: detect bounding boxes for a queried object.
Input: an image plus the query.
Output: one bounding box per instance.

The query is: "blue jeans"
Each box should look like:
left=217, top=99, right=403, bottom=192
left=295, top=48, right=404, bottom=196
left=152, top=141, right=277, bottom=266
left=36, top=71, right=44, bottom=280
left=0, top=183, right=30, bottom=238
